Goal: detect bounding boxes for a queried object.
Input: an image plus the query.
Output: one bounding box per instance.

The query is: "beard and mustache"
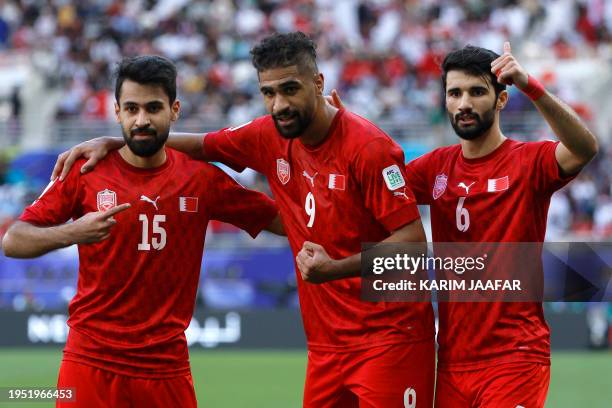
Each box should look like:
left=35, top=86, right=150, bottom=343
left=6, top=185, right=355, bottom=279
left=122, top=126, right=169, bottom=157
left=448, top=104, right=496, bottom=141
left=272, top=107, right=315, bottom=139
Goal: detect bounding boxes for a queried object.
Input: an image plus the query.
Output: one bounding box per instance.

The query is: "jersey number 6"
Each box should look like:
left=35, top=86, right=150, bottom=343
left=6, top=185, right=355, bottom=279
left=456, top=197, right=470, bottom=232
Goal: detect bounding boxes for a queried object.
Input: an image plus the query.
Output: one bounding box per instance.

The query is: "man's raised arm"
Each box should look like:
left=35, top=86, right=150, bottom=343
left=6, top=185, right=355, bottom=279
left=491, top=42, right=598, bottom=175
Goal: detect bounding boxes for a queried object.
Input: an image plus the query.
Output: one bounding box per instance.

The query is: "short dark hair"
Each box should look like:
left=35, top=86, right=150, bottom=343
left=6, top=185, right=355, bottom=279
left=114, top=55, right=177, bottom=103
left=250, top=31, right=318, bottom=75
left=441, top=45, right=506, bottom=96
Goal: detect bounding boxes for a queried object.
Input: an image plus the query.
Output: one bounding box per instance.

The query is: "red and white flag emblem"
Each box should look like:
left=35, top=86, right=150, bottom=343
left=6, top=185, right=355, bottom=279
left=277, top=158, right=291, bottom=185
left=432, top=174, right=448, bottom=200
left=487, top=176, right=509, bottom=192
left=179, top=197, right=199, bottom=212
left=97, top=189, right=116, bottom=211
left=328, top=174, right=345, bottom=190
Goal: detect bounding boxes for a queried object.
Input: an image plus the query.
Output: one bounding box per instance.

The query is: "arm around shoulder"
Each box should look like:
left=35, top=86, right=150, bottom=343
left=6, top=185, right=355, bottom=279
left=167, top=132, right=209, bottom=161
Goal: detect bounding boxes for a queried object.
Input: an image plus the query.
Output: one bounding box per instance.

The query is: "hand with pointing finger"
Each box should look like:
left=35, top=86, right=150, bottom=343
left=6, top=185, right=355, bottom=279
left=490, top=42, right=529, bottom=89
left=66, top=203, right=131, bottom=244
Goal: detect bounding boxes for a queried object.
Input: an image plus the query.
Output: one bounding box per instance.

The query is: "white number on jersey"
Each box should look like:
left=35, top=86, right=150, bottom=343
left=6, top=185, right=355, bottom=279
left=138, top=214, right=167, bottom=251
left=403, top=387, right=416, bottom=408
left=305, top=192, right=315, bottom=228
left=455, top=197, right=470, bottom=232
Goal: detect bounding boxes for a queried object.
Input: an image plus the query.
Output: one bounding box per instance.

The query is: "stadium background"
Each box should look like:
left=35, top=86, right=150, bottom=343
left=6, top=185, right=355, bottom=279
left=0, top=0, right=610, bottom=406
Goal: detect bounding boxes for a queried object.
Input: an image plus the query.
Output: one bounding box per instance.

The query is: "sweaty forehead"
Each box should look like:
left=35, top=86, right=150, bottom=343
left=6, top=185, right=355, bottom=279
left=258, top=65, right=305, bottom=88
left=119, top=80, right=169, bottom=104
left=446, top=70, right=492, bottom=91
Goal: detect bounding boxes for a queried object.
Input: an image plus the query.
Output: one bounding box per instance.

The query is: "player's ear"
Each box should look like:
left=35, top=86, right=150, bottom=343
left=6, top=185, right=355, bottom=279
left=170, top=100, right=180, bottom=122
left=314, top=73, right=324, bottom=96
left=496, top=90, right=509, bottom=111
left=114, top=102, right=120, bottom=123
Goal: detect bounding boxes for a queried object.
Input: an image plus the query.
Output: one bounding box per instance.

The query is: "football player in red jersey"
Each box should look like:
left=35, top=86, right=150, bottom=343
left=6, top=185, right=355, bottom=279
left=404, top=42, right=597, bottom=408
left=49, top=33, right=435, bottom=408
left=2, top=55, right=282, bottom=408
left=325, top=42, right=597, bottom=407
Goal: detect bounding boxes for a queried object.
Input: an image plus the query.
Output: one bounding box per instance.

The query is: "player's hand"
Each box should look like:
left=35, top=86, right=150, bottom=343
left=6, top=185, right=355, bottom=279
left=296, top=241, right=336, bottom=284
left=51, top=137, right=123, bottom=182
left=490, top=42, right=529, bottom=89
left=324, top=89, right=345, bottom=110
left=66, top=203, right=131, bottom=244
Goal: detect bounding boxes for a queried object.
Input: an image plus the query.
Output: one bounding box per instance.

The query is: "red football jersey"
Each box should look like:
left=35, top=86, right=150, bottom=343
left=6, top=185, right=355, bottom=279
left=405, top=138, right=575, bottom=370
left=204, top=110, right=435, bottom=351
left=19, top=148, right=278, bottom=378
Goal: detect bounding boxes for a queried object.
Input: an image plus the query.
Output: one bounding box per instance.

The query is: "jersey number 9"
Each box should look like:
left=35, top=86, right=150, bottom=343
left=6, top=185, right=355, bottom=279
left=305, top=192, right=315, bottom=228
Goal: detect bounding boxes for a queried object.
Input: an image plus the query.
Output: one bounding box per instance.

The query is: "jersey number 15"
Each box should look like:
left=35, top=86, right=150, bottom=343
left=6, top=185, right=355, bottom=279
left=138, top=214, right=167, bottom=250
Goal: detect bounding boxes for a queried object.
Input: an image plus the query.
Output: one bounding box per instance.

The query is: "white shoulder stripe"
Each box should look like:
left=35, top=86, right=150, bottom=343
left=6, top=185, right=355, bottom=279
left=228, top=121, right=253, bottom=132
left=37, top=179, right=57, bottom=200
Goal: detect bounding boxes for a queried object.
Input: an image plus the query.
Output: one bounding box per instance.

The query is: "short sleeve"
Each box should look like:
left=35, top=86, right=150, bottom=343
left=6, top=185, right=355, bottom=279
left=353, top=138, right=421, bottom=232
left=530, top=141, right=577, bottom=194
left=207, top=165, right=279, bottom=238
left=19, top=165, right=82, bottom=226
left=203, top=118, right=267, bottom=174
left=405, top=153, right=433, bottom=205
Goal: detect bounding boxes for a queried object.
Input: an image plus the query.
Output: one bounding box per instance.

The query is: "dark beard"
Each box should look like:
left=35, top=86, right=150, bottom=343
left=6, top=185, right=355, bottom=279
left=123, top=126, right=169, bottom=157
left=449, top=107, right=496, bottom=141
left=272, top=109, right=312, bottom=139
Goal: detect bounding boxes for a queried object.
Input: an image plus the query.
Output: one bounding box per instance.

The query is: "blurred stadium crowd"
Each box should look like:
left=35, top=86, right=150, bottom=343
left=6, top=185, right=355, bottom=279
left=0, top=0, right=611, bottom=121
left=0, top=0, right=610, bottom=316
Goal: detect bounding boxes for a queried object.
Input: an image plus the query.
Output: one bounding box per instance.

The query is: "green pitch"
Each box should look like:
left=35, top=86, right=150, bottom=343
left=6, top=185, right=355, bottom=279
left=0, top=348, right=610, bottom=407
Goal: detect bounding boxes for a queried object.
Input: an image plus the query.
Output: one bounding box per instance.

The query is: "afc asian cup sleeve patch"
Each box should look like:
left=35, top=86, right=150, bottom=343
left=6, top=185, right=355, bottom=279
left=382, top=164, right=406, bottom=191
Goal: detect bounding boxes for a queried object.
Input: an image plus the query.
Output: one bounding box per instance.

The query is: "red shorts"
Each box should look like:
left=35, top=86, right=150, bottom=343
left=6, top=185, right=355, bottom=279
left=56, top=359, right=197, bottom=408
left=303, top=340, right=435, bottom=408
left=435, top=362, right=550, bottom=408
